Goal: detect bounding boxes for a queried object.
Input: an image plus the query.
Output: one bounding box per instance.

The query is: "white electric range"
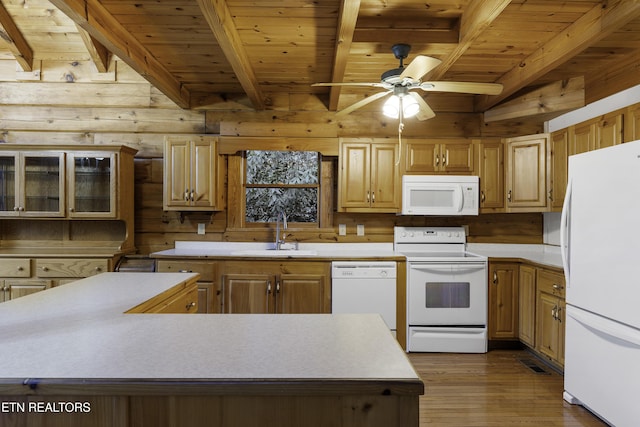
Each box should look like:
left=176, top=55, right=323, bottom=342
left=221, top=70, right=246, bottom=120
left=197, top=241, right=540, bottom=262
left=394, top=226, right=488, bottom=353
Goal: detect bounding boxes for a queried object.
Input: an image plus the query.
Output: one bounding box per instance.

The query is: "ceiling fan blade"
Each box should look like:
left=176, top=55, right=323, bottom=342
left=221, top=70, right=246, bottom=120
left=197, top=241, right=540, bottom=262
left=409, top=92, right=436, bottom=121
left=399, top=55, right=442, bottom=81
left=420, top=81, right=503, bottom=95
left=336, top=91, right=391, bottom=117
left=312, top=82, right=387, bottom=88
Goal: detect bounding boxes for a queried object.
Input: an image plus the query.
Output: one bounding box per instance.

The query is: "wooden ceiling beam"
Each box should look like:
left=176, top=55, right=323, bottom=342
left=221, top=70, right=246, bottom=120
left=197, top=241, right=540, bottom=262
left=483, top=76, right=585, bottom=122
left=75, top=24, right=111, bottom=73
left=428, top=0, right=512, bottom=80
left=477, top=0, right=640, bottom=111
left=0, top=1, right=34, bottom=72
left=328, top=0, right=361, bottom=111
left=50, top=0, right=190, bottom=108
left=197, top=0, right=265, bottom=110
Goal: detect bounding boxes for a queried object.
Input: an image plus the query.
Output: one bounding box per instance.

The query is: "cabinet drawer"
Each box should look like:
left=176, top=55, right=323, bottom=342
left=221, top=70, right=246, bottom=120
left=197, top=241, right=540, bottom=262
left=154, top=286, right=199, bottom=313
left=537, top=269, right=566, bottom=297
left=0, top=259, right=31, bottom=277
left=156, top=260, right=216, bottom=282
left=35, top=258, right=109, bottom=278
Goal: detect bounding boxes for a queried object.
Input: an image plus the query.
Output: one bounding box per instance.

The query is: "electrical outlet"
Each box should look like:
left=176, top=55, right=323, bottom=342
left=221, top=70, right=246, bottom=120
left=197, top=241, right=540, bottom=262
left=197, top=223, right=206, bottom=235
left=338, top=224, right=347, bottom=236
left=357, top=224, right=365, bottom=236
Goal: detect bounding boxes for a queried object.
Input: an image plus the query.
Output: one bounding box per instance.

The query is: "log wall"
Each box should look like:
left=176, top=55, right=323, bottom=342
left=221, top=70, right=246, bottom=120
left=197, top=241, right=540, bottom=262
left=0, top=59, right=543, bottom=255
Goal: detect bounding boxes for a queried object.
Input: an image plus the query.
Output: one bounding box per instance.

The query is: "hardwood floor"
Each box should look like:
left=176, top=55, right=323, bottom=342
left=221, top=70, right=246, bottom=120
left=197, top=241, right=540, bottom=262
left=408, top=350, right=607, bottom=426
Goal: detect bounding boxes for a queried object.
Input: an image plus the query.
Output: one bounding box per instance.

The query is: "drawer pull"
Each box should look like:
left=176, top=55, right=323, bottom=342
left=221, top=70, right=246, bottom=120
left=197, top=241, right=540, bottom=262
left=95, top=266, right=103, bottom=272
left=41, top=266, right=49, bottom=272
left=186, top=302, right=196, bottom=310
left=17, top=266, right=24, bottom=272
left=552, top=283, right=564, bottom=291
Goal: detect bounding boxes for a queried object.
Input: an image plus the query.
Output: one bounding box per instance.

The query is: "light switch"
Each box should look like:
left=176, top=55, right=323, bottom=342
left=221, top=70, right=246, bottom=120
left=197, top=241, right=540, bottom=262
left=197, top=223, right=206, bottom=235
left=357, top=224, right=365, bottom=236
left=338, top=224, right=347, bottom=236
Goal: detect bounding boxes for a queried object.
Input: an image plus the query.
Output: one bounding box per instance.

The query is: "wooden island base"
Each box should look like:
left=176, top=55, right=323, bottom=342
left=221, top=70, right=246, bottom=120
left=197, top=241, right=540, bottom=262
left=0, top=273, right=423, bottom=427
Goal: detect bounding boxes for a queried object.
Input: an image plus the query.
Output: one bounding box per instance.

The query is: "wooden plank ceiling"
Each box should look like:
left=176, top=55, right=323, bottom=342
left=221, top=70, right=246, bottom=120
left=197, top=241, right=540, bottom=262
left=2, top=0, right=640, bottom=122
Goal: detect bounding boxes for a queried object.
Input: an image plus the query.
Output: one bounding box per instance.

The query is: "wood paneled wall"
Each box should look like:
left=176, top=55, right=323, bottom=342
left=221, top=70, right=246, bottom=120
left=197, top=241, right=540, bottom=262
left=0, top=59, right=543, bottom=255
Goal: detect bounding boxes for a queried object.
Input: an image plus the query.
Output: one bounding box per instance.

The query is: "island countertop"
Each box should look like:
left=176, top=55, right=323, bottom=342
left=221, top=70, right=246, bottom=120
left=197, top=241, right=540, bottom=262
left=0, top=272, right=421, bottom=387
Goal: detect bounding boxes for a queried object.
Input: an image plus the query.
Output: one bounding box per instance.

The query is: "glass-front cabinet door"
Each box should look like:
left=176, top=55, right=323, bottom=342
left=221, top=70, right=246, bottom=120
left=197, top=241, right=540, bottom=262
left=0, top=152, right=65, bottom=217
left=67, top=153, right=117, bottom=218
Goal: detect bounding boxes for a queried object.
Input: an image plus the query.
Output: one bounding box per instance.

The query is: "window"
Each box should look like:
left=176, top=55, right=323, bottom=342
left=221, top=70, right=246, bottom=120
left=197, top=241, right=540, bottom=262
left=245, top=150, right=319, bottom=224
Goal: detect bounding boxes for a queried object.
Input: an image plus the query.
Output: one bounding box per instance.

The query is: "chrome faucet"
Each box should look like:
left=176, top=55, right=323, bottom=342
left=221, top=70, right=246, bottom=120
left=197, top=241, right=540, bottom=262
left=275, top=210, right=287, bottom=250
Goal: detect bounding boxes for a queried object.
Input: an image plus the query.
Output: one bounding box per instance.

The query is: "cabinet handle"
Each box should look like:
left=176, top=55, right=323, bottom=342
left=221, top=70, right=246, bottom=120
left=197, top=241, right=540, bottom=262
left=185, top=302, right=196, bottom=311
left=41, top=266, right=49, bottom=272
left=435, top=154, right=439, bottom=166
left=552, top=283, right=564, bottom=291
left=17, top=266, right=24, bottom=272
left=492, top=271, right=498, bottom=285
left=556, top=306, right=562, bottom=323
left=442, top=153, right=447, bottom=166
left=267, top=281, right=272, bottom=295
left=507, top=190, right=512, bottom=202
left=481, top=191, right=485, bottom=203
left=276, top=281, right=280, bottom=294
left=95, top=266, right=102, bottom=272
left=190, top=190, right=195, bottom=201
left=372, top=191, right=375, bottom=203
left=548, top=189, right=553, bottom=201
left=366, top=191, right=370, bottom=202
left=551, top=305, right=558, bottom=320
left=178, top=269, right=192, bottom=273
left=184, top=189, right=190, bottom=201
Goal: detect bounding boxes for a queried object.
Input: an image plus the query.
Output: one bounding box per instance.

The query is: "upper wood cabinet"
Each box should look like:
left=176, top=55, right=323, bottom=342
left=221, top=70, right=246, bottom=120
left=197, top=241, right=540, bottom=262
left=0, top=145, right=136, bottom=220
left=338, top=139, right=400, bottom=212
left=547, top=129, right=568, bottom=212
left=164, top=135, right=223, bottom=211
left=504, top=134, right=548, bottom=212
left=569, top=110, right=623, bottom=156
left=403, top=139, right=474, bottom=174
left=0, top=151, right=65, bottom=217
left=476, top=139, right=504, bottom=212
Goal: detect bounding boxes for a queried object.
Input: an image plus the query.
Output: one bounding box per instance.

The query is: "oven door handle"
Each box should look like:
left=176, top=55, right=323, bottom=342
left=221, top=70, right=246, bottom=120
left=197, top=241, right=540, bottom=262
left=410, top=263, right=486, bottom=272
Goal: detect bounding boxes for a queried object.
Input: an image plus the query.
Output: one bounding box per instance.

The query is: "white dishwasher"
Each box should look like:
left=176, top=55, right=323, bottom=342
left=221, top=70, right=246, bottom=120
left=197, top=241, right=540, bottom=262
left=331, top=261, right=397, bottom=335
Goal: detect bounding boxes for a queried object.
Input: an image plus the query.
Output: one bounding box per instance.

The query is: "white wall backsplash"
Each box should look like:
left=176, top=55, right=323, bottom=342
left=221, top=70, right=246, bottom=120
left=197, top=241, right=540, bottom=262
left=544, top=212, right=561, bottom=246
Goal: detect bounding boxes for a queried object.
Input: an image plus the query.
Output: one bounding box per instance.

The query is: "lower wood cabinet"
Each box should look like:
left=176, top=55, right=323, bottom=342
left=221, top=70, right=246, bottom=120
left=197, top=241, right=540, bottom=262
left=518, top=264, right=536, bottom=347
left=156, top=260, right=221, bottom=313
left=535, top=268, right=566, bottom=366
left=0, top=256, right=113, bottom=303
left=221, top=261, right=331, bottom=314
left=488, top=262, right=519, bottom=340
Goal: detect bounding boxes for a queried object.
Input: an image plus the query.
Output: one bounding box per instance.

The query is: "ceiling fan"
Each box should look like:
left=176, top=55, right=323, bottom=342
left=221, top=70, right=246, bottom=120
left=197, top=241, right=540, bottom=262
left=313, top=44, right=503, bottom=121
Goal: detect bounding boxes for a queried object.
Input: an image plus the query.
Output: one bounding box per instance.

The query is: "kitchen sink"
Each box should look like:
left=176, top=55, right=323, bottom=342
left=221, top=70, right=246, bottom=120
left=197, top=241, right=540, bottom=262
left=230, top=249, right=317, bottom=257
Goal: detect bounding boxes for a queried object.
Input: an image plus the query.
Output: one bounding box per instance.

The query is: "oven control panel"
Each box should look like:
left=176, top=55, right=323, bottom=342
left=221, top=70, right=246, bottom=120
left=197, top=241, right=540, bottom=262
left=394, top=226, right=466, bottom=244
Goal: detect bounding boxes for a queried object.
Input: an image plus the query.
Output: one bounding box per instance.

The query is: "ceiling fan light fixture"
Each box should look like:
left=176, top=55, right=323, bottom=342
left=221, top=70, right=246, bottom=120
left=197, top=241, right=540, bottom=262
left=383, top=94, right=419, bottom=119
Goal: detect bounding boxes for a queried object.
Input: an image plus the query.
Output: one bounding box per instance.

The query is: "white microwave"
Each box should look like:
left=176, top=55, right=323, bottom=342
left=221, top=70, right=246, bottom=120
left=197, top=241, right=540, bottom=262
left=402, top=175, right=479, bottom=216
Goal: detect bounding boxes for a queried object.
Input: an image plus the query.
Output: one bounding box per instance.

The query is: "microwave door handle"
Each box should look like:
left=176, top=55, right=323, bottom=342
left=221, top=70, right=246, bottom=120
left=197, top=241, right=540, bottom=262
left=455, top=185, right=464, bottom=213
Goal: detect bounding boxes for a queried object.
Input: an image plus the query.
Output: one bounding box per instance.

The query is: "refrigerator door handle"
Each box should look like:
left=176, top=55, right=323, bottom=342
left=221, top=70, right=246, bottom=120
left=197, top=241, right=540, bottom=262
left=568, top=305, right=640, bottom=348
left=560, top=176, right=572, bottom=285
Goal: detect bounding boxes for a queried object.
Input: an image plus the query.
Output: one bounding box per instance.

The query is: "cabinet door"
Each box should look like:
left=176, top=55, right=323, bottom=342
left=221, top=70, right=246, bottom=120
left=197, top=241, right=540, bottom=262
left=595, top=111, right=623, bottom=150
left=21, top=152, right=65, bottom=217
left=488, top=263, right=518, bottom=340
left=2, top=279, right=52, bottom=301
left=570, top=122, right=594, bottom=155
left=339, top=143, right=371, bottom=208
left=441, top=141, right=474, bottom=173
left=505, top=134, right=547, bottom=210
left=536, top=291, right=562, bottom=361
left=370, top=143, right=400, bottom=210
left=518, top=265, right=536, bottom=347
left=164, top=139, right=192, bottom=208
left=222, top=274, right=273, bottom=314
left=276, top=274, right=329, bottom=314
left=67, top=153, right=117, bottom=218
left=477, top=140, right=504, bottom=210
left=190, top=138, right=217, bottom=208
left=0, top=153, right=18, bottom=216
left=548, top=130, right=568, bottom=212
left=404, top=141, right=438, bottom=173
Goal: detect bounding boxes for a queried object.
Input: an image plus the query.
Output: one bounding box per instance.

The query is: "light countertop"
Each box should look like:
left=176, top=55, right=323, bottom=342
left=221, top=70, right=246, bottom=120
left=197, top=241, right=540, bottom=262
left=467, top=243, right=563, bottom=269
left=0, top=273, right=420, bottom=386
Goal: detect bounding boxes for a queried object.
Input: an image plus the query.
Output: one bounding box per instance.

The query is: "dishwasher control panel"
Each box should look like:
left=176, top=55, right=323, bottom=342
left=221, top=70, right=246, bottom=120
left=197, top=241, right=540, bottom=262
left=331, top=261, right=397, bottom=279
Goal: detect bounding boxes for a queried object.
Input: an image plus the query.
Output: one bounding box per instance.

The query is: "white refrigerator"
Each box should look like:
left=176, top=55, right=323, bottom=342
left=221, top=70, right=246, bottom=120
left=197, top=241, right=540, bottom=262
left=561, top=140, right=640, bottom=426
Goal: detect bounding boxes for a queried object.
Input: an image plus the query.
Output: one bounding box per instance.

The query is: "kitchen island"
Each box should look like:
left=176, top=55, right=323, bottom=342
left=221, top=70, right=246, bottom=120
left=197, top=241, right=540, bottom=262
left=0, top=273, right=423, bottom=427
